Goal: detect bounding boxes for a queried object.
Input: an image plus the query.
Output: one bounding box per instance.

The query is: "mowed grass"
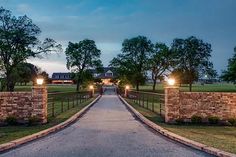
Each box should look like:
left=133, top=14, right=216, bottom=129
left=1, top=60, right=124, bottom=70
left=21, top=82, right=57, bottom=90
left=14, top=84, right=77, bottom=93
left=137, top=83, right=236, bottom=93
left=126, top=99, right=236, bottom=154
left=0, top=97, right=95, bottom=144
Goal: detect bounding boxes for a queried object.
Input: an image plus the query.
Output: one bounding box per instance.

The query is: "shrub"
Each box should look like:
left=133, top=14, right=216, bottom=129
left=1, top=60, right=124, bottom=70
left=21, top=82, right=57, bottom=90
left=5, top=116, right=17, bottom=125
left=228, top=118, right=236, bottom=126
left=28, top=116, right=40, bottom=126
left=191, top=115, right=202, bottom=124
left=208, top=116, right=220, bottom=125
left=175, top=118, right=184, bottom=124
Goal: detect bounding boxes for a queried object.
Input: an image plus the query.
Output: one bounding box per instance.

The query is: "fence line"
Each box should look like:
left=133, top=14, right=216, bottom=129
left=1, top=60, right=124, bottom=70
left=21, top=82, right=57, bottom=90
left=124, top=90, right=165, bottom=119
left=47, top=91, right=92, bottom=119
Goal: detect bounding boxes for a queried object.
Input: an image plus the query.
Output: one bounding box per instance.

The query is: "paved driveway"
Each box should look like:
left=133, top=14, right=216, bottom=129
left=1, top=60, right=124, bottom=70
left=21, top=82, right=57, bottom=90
left=0, top=93, right=214, bottom=157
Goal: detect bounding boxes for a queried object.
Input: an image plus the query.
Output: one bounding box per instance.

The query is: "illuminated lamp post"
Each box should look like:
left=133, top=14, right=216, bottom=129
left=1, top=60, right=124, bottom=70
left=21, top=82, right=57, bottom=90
left=89, top=85, right=94, bottom=97
left=124, top=85, right=130, bottom=97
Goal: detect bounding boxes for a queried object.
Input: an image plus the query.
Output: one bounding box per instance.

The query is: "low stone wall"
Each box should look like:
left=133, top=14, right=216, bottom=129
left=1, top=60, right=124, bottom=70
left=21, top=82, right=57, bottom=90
left=0, top=87, right=47, bottom=124
left=165, top=87, right=236, bottom=123
left=180, top=92, right=236, bottom=120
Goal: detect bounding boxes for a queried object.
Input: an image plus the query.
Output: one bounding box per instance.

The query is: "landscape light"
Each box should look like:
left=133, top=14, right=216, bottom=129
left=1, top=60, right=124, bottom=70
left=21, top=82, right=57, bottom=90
left=89, top=85, right=94, bottom=90
left=167, top=78, right=175, bottom=86
left=125, top=85, right=130, bottom=90
left=36, top=78, right=44, bottom=85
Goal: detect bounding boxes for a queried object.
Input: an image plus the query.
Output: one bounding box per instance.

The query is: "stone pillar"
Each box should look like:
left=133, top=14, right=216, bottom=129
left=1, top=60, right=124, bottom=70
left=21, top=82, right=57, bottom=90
left=32, top=86, right=48, bottom=124
left=164, top=86, right=180, bottom=123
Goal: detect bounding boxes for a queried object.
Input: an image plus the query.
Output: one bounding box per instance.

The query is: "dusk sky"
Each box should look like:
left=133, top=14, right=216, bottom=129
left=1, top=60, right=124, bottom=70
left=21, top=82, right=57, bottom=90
left=1, top=0, right=236, bottom=76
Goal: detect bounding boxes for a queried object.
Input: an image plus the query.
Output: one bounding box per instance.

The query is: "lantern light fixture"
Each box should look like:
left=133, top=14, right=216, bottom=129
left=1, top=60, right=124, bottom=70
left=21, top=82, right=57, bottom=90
left=167, top=78, right=175, bottom=86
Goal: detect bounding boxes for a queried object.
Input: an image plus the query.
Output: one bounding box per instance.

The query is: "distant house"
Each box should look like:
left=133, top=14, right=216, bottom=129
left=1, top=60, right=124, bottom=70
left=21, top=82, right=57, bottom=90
left=51, top=67, right=116, bottom=85
left=94, top=67, right=116, bottom=85
left=51, top=73, right=74, bottom=84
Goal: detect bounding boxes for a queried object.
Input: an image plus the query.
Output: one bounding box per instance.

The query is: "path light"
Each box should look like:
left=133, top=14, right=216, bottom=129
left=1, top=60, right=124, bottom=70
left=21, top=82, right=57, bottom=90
left=89, top=85, right=94, bottom=90
left=89, top=85, right=94, bottom=97
left=167, top=78, right=175, bottom=86
left=36, top=77, right=44, bottom=85
left=125, top=85, right=130, bottom=97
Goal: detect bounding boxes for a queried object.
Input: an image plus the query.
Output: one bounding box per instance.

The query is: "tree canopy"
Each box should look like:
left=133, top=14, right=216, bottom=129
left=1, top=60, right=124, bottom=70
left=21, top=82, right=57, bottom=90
left=149, top=42, right=174, bottom=91
left=15, top=63, right=39, bottom=85
left=0, top=7, right=62, bottom=91
left=221, top=47, right=236, bottom=83
left=171, top=36, right=216, bottom=91
left=110, top=36, right=153, bottom=91
left=65, top=39, right=103, bottom=91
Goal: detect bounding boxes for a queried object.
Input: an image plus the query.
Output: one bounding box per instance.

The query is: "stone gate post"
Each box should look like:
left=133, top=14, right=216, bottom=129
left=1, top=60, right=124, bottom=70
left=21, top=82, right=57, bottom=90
left=164, top=86, right=180, bottom=123
left=32, top=86, right=48, bottom=124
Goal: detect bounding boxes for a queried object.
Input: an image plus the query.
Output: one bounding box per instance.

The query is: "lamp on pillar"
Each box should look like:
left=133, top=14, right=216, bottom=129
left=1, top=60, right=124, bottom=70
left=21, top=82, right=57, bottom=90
left=124, top=85, right=130, bottom=97
left=89, top=85, right=94, bottom=97
left=164, top=77, right=180, bottom=123
left=32, top=75, right=47, bottom=124
left=167, top=78, right=175, bottom=86
left=36, top=75, right=44, bottom=86
left=36, top=78, right=44, bottom=86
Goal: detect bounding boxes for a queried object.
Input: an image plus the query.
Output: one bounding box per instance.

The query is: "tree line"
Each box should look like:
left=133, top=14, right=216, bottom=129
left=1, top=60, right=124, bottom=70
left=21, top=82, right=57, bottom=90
left=110, top=36, right=219, bottom=91
left=0, top=7, right=103, bottom=92
left=0, top=7, right=235, bottom=92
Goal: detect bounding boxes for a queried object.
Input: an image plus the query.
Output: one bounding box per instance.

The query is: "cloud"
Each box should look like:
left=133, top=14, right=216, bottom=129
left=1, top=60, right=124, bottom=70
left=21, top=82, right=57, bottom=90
left=16, top=4, right=31, bottom=13
left=3, top=0, right=235, bottom=75
left=27, top=57, right=68, bottom=76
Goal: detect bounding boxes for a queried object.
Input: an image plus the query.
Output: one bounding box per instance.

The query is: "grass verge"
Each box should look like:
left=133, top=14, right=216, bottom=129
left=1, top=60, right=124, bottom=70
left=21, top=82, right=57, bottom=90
left=125, top=98, right=236, bottom=154
left=138, top=83, right=236, bottom=93
left=0, top=98, right=95, bottom=145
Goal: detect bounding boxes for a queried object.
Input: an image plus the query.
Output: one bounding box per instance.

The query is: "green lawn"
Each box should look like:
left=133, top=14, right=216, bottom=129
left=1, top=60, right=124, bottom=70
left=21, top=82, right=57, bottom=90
left=15, top=84, right=77, bottom=92
left=137, top=83, right=236, bottom=93
left=126, top=99, right=236, bottom=154
left=0, top=97, right=95, bottom=145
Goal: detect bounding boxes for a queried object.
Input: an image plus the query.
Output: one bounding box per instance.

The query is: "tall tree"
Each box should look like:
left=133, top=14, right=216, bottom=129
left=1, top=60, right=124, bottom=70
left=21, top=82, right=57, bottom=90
left=149, top=43, right=173, bottom=91
left=221, top=47, right=236, bottom=83
left=110, top=36, right=153, bottom=91
left=0, top=7, right=62, bottom=91
left=16, top=63, right=39, bottom=85
left=171, top=36, right=215, bottom=91
left=65, top=39, right=103, bottom=91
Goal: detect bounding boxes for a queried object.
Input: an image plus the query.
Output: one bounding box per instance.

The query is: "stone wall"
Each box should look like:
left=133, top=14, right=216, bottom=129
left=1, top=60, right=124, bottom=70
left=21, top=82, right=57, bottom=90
left=164, top=87, right=236, bottom=123
left=0, top=86, right=47, bottom=124
left=179, top=92, right=236, bottom=120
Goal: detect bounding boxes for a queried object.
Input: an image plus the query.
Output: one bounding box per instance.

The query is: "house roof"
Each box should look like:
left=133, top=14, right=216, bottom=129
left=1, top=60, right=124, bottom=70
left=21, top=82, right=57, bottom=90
left=96, top=67, right=116, bottom=79
left=51, top=67, right=117, bottom=80
left=51, top=72, right=72, bottom=80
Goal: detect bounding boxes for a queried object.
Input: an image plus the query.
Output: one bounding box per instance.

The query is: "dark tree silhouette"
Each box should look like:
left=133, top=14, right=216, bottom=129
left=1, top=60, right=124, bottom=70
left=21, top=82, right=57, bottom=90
left=65, top=39, right=103, bottom=91
left=0, top=7, right=62, bottom=91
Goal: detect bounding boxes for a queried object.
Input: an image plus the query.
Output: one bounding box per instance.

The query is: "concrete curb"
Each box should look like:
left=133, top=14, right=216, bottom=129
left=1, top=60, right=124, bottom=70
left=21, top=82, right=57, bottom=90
left=119, top=95, right=236, bottom=157
left=0, top=95, right=101, bottom=153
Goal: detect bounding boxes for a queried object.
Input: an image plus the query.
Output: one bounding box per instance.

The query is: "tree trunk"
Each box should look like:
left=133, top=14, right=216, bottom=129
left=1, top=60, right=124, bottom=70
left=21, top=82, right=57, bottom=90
left=152, top=79, right=156, bottom=91
left=189, top=83, right=192, bottom=92
left=136, top=82, right=139, bottom=91
left=76, top=81, right=80, bottom=92
left=76, top=73, right=82, bottom=92
left=6, top=73, right=15, bottom=92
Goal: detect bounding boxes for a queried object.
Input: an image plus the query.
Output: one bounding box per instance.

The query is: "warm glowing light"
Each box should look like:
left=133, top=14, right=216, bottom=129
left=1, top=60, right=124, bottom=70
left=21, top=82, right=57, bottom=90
left=89, top=85, right=94, bottom=90
left=36, top=78, right=44, bottom=85
left=167, top=78, right=175, bottom=86
left=125, top=85, right=130, bottom=90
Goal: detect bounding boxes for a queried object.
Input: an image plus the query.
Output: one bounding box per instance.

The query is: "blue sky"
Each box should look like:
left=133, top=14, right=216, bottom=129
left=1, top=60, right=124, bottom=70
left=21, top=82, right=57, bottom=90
left=1, top=0, right=236, bottom=75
